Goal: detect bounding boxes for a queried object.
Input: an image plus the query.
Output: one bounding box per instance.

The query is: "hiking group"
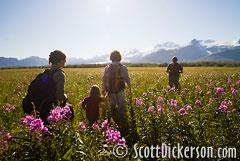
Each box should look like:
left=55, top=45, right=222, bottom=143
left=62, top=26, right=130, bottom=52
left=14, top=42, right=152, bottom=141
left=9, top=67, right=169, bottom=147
left=22, top=50, right=183, bottom=127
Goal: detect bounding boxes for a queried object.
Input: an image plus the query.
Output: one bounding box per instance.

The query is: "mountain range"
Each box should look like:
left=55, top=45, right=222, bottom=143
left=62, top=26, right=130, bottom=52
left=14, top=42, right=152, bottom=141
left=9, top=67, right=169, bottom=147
left=1, top=39, right=240, bottom=67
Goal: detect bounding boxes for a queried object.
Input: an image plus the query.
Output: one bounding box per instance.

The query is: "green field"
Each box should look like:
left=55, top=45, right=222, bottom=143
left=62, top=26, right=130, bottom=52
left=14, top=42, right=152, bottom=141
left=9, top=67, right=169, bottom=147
left=0, top=67, right=240, bottom=160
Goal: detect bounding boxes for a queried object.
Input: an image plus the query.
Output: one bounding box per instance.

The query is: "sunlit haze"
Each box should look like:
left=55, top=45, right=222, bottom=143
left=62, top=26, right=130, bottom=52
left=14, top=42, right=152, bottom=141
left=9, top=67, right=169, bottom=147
left=0, top=0, right=240, bottom=59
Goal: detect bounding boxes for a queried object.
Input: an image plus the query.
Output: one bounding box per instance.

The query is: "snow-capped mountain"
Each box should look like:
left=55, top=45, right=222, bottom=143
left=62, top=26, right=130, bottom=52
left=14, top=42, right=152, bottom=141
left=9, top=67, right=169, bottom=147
left=1, top=39, right=240, bottom=67
left=154, top=42, right=180, bottom=50
left=122, top=49, right=144, bottom=63
left=135, top=39, right=210, bottom=63
left=134, top=39, right=240, bottom=63
left=198, top=39, right=240, bottom=54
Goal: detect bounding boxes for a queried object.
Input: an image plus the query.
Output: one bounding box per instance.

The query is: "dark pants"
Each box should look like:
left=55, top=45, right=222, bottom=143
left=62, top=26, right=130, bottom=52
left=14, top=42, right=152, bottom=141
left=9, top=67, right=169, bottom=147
left=169, top=76, right=180, bottom=89
left=87, top=116, right=98, bottom=126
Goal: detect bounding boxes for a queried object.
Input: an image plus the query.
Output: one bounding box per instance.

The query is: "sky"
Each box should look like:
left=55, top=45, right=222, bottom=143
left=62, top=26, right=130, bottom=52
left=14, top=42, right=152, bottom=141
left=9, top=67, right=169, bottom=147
left=0, top=0, right=240, bottom=59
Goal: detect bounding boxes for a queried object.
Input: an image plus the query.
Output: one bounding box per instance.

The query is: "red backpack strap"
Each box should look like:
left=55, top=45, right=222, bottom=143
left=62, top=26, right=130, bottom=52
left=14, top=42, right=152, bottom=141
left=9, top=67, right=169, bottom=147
left=114, top=64, right=122, bottom=92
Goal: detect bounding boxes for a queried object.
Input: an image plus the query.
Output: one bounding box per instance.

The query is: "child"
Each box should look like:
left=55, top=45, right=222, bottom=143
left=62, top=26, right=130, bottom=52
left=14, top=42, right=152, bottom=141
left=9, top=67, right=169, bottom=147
left=82, top=85, right=107, bottom=126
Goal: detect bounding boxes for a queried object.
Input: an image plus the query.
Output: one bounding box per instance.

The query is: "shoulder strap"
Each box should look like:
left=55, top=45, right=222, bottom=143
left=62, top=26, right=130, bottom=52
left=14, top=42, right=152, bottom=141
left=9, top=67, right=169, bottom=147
left=51, top=68, right=62, bottom=73
left=48, top=68, right=63, bottom=77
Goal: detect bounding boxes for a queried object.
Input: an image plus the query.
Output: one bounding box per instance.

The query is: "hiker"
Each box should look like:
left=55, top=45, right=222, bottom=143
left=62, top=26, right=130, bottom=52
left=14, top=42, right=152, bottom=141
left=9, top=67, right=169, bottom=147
left=102, top=50, right=132, bottom=119
left=82, top=85, right=107, bottom=126
left=22, top=50, right=72, bottom=123
left=166, top=56, right=183, bottom=89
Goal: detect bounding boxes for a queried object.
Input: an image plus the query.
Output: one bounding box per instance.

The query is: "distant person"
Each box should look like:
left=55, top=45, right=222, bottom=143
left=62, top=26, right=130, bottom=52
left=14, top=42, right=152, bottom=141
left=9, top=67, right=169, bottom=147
left=102, top=50, right=132, bottom=120
left=166, top=56, right=183, bottom=89
left=82, top=85, right=107, bottom=126
left=22, top=50, right=73, bottom=123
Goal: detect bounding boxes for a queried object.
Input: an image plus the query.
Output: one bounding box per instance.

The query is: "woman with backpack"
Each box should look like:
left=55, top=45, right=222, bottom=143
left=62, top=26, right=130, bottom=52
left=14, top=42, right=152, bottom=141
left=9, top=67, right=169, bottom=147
left=48, top=50, right=68, bottom=103
left=102, top=50, right=132, bottom=122
left=22, top=50, right=70, bottom=123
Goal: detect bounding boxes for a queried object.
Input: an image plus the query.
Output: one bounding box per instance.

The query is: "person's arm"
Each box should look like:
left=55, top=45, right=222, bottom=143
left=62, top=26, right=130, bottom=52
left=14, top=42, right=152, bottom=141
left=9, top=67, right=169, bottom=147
left=101, top=94, right=108, bottom=102
left=82, top=100, right=86, bottom=110
left=102, top=68, right=107, bottom=95
left=166, top=64, right=171, bottom=73
left=179, top=64, right=183, bottom=73
left=121, top=66, right=132, bottom=96
left=53, top=71, right=67, bottom=102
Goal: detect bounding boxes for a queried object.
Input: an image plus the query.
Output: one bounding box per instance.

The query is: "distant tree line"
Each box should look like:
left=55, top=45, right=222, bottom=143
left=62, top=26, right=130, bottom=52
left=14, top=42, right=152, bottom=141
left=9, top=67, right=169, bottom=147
left=66, top=62, right=240, bottom=68
left=1, top=62, right=240, bottom=69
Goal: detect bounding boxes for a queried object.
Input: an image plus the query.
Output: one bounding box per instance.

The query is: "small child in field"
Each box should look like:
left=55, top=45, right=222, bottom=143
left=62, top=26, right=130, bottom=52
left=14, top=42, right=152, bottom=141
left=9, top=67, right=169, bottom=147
left=82, top=85, right=107, bottom=126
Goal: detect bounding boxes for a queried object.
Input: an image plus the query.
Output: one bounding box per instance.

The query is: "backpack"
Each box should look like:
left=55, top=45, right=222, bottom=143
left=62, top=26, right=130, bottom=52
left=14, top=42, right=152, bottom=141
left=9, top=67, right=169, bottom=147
left=105, top=64, right=125, bottom=93
left=169, top=63, right=182, bottom=76
left=22, top=69, right=61, bottom=114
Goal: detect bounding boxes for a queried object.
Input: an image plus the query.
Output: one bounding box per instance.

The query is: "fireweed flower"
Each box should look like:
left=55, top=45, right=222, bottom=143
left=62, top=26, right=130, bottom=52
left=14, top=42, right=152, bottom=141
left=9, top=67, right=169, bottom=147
left=5, top=103, right=10, bottom=107
left=236, top=80, right=240, bottom=85
left=3, top=141, right=7, bottom=146
left=142, top=92, right=147, bottom=97
left=92, top=123, right=101, bottom=131
left=195, top=99, right=203, bottom=106
left=21, top=115, right=49, bottom=134
left=218, top=105, right=228, bottom=112
left=228, top=77, right=232, bottom=84
left=186, top=105, right=192, bottom=111
left=5, top=108, right=10, bottom=113
left=209, top=98, right=214, bottom=105
left=102, top=119, right=108, bottom=129
left=231, top=88, right=238, bottom=96
left=206, top=91, right=211, bottom=95
left=21, top=115, right=34, bottom=125
left=215, top=88, right=224, bottom=95
left=78, top=122, right=86, bottom=131
left=170, top=99, right=178, bottom=109
left=136, top=98, right=142, bottom=107
left=29, top=119, right=46, bottom=133
left=167, top=85, right=171, bottom=89
left=106, top=128, right=125, bottom=146
left=157, top=106, right=164, bottom=114
left=151, top=91, right=156, bottom=96
left=232, top=109, right=237, bottom=112
left=157, top=97, right=163, bottom=104
left=148, top=106, right=154, bottom=113
left=6, top=133, right=12, bottom=139
left=228, top=101, right=233, bottom=106
left=181, top=90, right=186, bottom=95
left=47, top=106, right=72, bottom=123
left=196, top=85, right=201, bottom=91
left=179, top=108, right=187, bottom=115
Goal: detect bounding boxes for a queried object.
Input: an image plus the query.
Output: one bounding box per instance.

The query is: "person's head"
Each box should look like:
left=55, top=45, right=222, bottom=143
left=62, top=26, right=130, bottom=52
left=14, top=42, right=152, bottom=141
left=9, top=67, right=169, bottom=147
left=49, top=50, right=66, bottom=69
left=110, top=50, right=122, bottom=62
left=172, top=56, right=178, bottom=63
left=90, top=85, right=101, bottom=98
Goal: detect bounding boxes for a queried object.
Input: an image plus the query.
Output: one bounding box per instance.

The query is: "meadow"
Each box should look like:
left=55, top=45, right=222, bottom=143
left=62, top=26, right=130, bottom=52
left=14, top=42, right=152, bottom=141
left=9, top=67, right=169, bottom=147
left=0, top=67, right=239, bottom=160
